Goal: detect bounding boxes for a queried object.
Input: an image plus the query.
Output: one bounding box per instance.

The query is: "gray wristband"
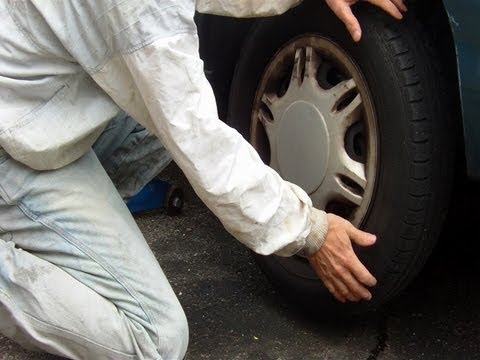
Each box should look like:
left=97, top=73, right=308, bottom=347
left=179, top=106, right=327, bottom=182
left=297, top=208, right=328, bottom=257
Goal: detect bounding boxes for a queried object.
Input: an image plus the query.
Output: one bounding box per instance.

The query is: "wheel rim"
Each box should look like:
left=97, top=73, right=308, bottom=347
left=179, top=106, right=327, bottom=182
left=251, top=35, right=378, bottom=279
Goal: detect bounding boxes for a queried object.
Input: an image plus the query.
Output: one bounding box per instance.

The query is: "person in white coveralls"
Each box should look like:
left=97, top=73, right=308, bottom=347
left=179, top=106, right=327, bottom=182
left=0, top=0, right=406, bottom=359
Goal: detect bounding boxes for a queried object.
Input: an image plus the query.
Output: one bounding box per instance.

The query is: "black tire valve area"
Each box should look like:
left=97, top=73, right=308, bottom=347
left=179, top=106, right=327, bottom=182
left=165, top=186, right=184, bottom=216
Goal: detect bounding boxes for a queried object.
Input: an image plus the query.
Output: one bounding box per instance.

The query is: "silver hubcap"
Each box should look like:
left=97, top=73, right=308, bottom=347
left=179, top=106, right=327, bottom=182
left=252, top=36, right=377, bottom=226
left=251, top=36, right=378, bottom=278
left=277, top=100, right=329, bottom=194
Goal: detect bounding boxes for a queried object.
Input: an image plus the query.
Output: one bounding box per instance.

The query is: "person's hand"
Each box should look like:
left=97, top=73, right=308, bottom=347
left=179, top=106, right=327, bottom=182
left=308, top=213, right=377, bottom=303
left=325, top=0, right=408, bottom=42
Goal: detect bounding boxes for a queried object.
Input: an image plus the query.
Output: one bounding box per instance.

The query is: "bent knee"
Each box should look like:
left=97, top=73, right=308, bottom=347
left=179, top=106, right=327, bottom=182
left=157, top=303, right=189, bottom=360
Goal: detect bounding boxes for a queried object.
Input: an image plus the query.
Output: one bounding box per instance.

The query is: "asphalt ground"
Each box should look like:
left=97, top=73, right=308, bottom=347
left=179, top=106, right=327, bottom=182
left=1, top=162, right=480, bottom=360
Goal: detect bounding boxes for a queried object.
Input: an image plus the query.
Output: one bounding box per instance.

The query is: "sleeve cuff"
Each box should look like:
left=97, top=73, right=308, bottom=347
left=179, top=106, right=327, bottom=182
left=297, top=208, right=328, bottom=257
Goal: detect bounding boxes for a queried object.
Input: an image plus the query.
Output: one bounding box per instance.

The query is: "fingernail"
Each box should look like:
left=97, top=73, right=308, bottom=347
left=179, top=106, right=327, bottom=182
left=353, top=30, right=361, bottom=42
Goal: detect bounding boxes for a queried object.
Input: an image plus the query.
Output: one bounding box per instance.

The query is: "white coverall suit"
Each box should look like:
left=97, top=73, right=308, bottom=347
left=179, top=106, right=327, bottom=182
left=0, top=1, right=328, bottom=359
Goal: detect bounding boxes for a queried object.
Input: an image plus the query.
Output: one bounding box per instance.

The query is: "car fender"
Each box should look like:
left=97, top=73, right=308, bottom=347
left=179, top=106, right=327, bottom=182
left=442, top=0, right=480, bottom=180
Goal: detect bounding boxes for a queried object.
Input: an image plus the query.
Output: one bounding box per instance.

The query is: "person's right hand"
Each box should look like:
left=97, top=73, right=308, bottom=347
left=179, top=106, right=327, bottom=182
left=325, top=0, right=408, bottom=42
left=308, top=213, right=377, bottom=303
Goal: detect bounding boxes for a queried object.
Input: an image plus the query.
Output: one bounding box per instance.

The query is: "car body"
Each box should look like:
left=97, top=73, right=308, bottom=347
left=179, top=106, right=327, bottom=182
left=443, top=0, right=480, bottom=180
left=195, top=0, right=479, bottom=314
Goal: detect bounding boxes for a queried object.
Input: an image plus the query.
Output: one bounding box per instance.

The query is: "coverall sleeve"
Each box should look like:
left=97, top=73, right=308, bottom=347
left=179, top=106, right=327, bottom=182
left=31, top=0, right=327, bottom=256
left=195, top=0, right=303, bottom=17
left=104, top=32, right=327, bottom=256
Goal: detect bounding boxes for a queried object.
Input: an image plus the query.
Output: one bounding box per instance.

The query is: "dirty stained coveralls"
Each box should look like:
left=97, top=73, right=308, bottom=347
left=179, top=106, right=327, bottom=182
left=0, top=0, right=328, bottom=359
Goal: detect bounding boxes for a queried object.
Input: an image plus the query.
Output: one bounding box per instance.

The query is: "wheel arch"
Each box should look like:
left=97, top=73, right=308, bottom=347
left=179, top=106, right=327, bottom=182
left=440, top=0, right=480, bottom=181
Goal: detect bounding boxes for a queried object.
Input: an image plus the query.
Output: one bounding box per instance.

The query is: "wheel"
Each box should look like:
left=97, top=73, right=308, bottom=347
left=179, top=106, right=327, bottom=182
left=165, top=186, right=184, bottom=217
left=227, top=1, right=455, bottom=315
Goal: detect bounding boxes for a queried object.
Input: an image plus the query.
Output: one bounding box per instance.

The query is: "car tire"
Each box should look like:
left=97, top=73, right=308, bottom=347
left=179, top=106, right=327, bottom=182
left=227, top=1, right=456, bottom=315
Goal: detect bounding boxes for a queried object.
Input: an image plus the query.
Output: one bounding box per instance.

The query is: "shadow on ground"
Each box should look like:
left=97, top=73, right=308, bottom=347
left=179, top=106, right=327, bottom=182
left=377, top=175, right=480, bottom=360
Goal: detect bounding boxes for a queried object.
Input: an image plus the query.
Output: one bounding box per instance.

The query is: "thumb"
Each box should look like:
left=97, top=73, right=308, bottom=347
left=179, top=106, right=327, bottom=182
left=348, top=225, right=377, bottom=247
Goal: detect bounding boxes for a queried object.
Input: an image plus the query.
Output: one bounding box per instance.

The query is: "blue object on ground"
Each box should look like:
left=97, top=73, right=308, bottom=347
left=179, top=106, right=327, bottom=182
left=127, top=179, right=171, bottom=214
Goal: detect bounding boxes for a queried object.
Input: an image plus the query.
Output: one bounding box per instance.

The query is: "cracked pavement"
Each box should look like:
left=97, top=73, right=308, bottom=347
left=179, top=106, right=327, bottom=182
left=1, top=163, right=479, bottom=360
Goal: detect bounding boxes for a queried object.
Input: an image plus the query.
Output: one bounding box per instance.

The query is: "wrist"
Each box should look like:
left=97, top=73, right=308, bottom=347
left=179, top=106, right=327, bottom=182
left=298, top=208, right=328, bottom=257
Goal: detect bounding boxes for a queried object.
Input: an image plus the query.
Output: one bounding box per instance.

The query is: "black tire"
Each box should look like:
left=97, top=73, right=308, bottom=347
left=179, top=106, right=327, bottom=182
left=227, top=1, right=455, bottom=315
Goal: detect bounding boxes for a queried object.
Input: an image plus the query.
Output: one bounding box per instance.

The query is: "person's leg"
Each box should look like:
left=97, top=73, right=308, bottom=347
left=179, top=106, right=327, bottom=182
left=0, top=149, right=188, bottom=359
left=93, top=111, right=173, bottom=202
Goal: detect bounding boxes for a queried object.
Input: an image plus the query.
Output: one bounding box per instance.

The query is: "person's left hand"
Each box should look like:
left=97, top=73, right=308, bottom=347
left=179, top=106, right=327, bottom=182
left=325, top=0, right=408, bottom=42
left=307, top=213, right=377, bottom=303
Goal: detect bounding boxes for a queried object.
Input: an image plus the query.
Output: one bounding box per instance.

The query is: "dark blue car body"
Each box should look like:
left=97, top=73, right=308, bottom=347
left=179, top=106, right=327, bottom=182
left=444, top=0, right=480, bottom=179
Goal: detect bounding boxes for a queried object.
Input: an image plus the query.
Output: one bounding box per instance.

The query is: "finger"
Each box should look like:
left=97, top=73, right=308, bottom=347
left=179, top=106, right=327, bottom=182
left=323, top=277, right=360, bottom=302
left=367, top=0, right=404, bottom=19
left=348, top=254, right=377, bottom=287
left=329, top=273, right=361, bottom=302
left=328, top=1, right=362, bottom=41
left=322, top=278, right=347, bottom=303
left=390, top=0, right=408, bottom=12
left=347, top=226, right=377, bottom=247
left=329, top=232, right=368, bottom=301
left=341, top=269, right=373, bottom=301
left=311, top=263, right=345, bottom=302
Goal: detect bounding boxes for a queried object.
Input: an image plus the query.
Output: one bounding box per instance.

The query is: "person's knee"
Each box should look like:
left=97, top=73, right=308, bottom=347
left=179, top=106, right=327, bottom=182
left=158, top=302, right=189, bottom=360
left=175, top=307, right=189, bottom=359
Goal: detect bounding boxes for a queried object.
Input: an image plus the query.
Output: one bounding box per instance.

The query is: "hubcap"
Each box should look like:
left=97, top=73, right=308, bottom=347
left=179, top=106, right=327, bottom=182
left=251, top=36, right=378, bottom=279
left=277, top=100, right=329, bottom=194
